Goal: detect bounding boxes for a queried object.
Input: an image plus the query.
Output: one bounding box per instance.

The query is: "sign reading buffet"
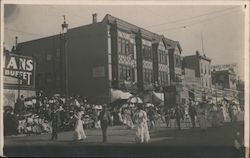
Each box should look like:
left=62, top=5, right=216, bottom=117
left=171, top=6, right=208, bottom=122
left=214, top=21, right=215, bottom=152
left=3, top=52, right=35, bottom=87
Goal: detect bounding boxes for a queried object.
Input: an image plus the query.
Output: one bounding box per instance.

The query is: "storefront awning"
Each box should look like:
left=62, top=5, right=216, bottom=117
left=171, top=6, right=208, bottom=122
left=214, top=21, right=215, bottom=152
left=110, top=88, right=132, bottom=102
left=153, top=92, right=164, bottom=102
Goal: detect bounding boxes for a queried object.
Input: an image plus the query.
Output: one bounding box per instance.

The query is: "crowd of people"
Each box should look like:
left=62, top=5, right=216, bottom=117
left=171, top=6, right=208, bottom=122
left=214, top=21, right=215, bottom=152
left=4, top=93, right=243, bottom=144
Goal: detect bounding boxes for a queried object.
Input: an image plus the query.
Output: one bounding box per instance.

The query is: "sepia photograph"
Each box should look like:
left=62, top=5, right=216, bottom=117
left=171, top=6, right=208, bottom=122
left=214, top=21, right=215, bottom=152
left=1, top=1, right=249, bottom=157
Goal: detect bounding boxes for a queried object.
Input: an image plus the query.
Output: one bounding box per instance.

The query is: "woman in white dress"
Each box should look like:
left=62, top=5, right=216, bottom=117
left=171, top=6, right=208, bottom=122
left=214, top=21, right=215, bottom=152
left=134, top=104, right=150, bottom=143
left=73, top=108, right=86, bottom=141
left=217, top=104, right=224, bottom=126
left=124, top=108, right=134, bottom=129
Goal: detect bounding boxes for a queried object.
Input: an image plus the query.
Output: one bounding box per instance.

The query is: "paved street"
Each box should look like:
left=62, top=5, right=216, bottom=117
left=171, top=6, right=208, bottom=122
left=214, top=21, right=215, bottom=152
left=4, top=121, right=244, bottom=157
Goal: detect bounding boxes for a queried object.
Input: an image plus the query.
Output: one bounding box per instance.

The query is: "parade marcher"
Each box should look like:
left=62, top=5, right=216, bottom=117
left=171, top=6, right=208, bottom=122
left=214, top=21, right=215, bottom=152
left=228, top=101, right=233, bottom=122
left=98, top=104, right=112, bottom=143
left=148, top=107, right=155, bottom=130
left=124, top=108, right=134, bottom=129
left=174, top=105, right=184, bottom=130
left=234, top=131, right=244, bottom=158
left=50, top=104, right=61, bottom=141
left=118, top=108, right=124, bottom=125
left=197, top=102, right=208, bottom=131
left=164, top=108, right=171, bottom=128
left=210, top=103, right=219, bottom=128
left=14, top=95, right=25, bottom=115
left=218, top=104, right=224, bottom=126
left=73, top=107, right=86, bottom=141
left=188, top=103, right=197, bottom=128
left=231, top=104, right=238, bottom=122
left=134, top=104, right=150, bottom=144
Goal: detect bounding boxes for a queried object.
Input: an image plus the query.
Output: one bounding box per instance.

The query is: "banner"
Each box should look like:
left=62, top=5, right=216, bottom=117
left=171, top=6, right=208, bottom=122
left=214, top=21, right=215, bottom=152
left=211, top=64, right=237, bottom=72
left=3, top=52, right=36, bottom=88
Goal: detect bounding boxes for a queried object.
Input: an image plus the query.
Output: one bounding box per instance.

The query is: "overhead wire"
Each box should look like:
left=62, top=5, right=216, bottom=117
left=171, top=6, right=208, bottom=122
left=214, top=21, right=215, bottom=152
left=145, top=6, right=240, bottom=29
left=5, top=27, right=45, bottom=37
left=48, top=6, right=91, bottom=22
left=158, top=7, right=243, bottom=33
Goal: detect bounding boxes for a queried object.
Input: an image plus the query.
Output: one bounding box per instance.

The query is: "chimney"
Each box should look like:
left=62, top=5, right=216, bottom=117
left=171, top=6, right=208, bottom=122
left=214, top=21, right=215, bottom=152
left=92, top=13, right=97, bottom=24
left=195, top=50, right=200, bottom=56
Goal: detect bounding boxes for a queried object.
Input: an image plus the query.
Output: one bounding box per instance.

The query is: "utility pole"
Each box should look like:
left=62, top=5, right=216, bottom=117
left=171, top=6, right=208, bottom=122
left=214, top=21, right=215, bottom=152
left=62, top=15, right=69, bottom=105
left=201, top=32, right=205, bottom=55
left=16, top=36, right=21, bottom=99
left=215, top=85, right=218, bottom=105
left=183, top=26, right=205, bottom=55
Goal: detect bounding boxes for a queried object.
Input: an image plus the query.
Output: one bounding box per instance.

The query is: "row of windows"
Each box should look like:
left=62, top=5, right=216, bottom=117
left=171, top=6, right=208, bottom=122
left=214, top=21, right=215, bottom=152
left=158, top=50, right=168, bottom=65
left=118, top=65, right=135, bottom=81
left=37, top=73, right=61, bottom=87
left=175, top=55, right=182, bottom=68
left=142, top=45, right=152, bottom=61
left=201, top=78, right=212, bottom=88
left=118, top=37, right=134, bottom=57
left=158, top=71, right=168, bottom=85
left=35, top=48, right=61, bottom=65
left=143, top=68, right=153, bottom=83
left=200, top=63, right=211, bottom=75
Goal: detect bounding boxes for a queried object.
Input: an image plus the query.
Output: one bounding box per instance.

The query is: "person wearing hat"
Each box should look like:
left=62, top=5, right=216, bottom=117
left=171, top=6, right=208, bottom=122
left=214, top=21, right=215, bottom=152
left=98, top=104, right=112, bottom=143
left=197, top=102, right=208, bottom=131
left=50, top=104, right=61, bottom=140
left=134, top=104, right=150, bottom=143
left=73, top=107, right=86, bottom=141
left=188, top=102, right=197, bottom=128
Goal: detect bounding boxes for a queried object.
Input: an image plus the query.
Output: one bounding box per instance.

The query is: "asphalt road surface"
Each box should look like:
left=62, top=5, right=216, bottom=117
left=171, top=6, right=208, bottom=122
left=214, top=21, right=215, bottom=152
left=4, top=121, right=244, bottom=157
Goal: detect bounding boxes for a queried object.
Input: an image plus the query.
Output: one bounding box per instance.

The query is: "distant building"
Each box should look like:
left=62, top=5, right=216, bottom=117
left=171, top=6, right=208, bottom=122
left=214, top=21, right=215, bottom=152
left=17, top=14, right=182, bottom=104
left=211, top=63, right=238, bottom=91
left=182, top=51, right=212, bottom=92
left=181, top=68, right=202, bottom=102
left=211, top=69, right=237, bottom=91
left=236, top=80, right=244, bottom=108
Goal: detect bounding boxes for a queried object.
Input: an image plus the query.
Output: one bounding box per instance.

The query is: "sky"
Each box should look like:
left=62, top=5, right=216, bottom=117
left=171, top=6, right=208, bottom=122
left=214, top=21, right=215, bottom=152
left=3, top=4, right=246, bottom=80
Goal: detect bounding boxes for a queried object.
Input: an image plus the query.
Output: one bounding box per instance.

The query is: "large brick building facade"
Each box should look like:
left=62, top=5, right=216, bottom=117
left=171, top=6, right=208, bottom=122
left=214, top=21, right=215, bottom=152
left=18, top=14, right=183, bottom=104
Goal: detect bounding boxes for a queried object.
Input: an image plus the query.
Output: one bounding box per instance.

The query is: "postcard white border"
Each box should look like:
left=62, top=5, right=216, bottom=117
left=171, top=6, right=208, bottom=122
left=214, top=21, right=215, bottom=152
left=0, top=0, right=249, bottom=157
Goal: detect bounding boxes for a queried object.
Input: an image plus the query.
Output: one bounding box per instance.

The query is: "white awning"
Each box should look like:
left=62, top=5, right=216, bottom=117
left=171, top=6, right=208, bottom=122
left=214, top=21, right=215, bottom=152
left=153, top=92, right=164, bottom=102
left=110, top=88, right=133, bottom=102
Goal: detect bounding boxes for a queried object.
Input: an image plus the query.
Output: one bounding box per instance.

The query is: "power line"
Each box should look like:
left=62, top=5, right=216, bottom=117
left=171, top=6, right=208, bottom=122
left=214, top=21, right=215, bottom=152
left=158, top=7, right=242, bottom=33
left=145, top=6, right=240, bottom=29
left=5, top=27, right=46, bottom=37
left=49, top=6, right=90, bottom=22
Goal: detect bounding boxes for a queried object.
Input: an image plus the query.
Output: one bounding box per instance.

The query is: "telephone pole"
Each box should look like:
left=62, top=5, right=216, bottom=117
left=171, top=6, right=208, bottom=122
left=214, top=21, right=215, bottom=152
left=62, top=15, right=69, bottom=105
left=16, top=36, right=21, bottom=99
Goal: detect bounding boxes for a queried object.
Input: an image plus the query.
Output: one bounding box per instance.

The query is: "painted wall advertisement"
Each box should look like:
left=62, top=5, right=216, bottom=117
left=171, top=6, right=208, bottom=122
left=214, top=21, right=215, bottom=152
left=3, top=52, right=36, bottom=88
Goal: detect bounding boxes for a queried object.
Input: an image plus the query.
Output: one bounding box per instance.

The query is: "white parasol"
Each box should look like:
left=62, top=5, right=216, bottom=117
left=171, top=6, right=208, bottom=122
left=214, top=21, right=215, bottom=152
left=145, top=103, right=154, bottom=107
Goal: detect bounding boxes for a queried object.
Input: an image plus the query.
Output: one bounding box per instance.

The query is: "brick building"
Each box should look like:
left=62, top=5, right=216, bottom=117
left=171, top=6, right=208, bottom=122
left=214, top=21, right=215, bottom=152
left=182, top=51, right=212, bottom=91
left=17, top=14, right=182, bottom=104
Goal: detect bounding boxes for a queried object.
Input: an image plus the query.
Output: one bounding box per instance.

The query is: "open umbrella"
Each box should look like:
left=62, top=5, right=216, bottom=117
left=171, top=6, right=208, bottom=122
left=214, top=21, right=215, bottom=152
left=93, top=105, right=103, bottom=110
left=145, top=103, right=154, bottom=108
left=128, top=97, right=143, bottom=103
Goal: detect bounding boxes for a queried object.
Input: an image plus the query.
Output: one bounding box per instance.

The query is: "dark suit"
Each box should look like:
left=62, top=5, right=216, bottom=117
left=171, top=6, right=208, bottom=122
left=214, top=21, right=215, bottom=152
left=98, top=109, right=111, bottom=143
left=51, top=110, right=61, bottom=140
left=188, top=106, right=197, bottom=128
